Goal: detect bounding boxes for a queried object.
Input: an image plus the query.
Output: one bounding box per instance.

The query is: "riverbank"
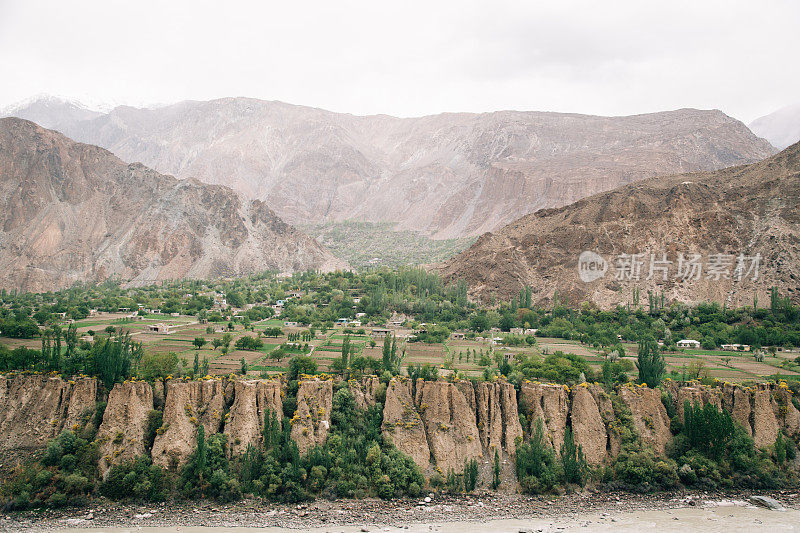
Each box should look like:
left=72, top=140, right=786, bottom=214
left=2, top=489, right=798, bottom=532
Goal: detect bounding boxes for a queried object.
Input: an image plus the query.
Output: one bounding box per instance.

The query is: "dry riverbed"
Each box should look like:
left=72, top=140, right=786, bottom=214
left=2, top=490, right=798, bottom=532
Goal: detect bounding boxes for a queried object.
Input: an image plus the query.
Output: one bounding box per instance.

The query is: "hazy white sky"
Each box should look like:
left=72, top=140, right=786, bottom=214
left=0, top=0, right=798, bottom=122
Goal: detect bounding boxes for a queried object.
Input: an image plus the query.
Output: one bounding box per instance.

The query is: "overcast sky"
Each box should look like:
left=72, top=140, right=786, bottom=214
left=0, top=0, right=798, bottom=122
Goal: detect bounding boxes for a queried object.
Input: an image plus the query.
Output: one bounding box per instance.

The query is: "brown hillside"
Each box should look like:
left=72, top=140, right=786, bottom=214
left=0, top=117, right=347, bottom=292
left=437, top=142, right=800, bottom=308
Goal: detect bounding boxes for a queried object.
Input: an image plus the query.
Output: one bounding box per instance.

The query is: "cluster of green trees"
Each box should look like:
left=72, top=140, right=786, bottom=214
left=234, top=336, right=264, bottom=351
left=0, top=329, right=143, bottom=388
left=516, top=421, right=587, bottom=494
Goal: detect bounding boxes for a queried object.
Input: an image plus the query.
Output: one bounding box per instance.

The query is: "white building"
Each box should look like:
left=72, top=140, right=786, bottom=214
left=676, top=339, right=701, bottom=349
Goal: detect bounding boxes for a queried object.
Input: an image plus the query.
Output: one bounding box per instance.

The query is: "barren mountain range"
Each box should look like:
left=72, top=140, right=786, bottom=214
left=749, top=102, right=800, bottom=150
left=0, top=117, right=346, bottom=293
left=4, top=96, right=776, bottom=239
left=437, top=141, right=800, bottom=308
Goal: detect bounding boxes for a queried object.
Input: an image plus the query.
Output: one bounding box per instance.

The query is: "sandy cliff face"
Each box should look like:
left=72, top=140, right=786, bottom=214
left=224, top=379, right=283, bottom=457
left=96, top=381, right=154, bottom=478
left=570, top=385, right=608, bottom=465
left=474, top=381, right=523, bottom=455
left=350, top=376, right=380, bottom=410
left=722, top=382, right=754, bottom=436
left=151, top=380, right=226, bottom=470
left=382, top=378, right=430, bottom=470
left=0, top=375, right=97, bottom=461
left=520, top=382, right=570, bottom=452
left=665, top=381, right=793, bottom=449
left=415, top=380, right=483, bottom=473
left=0, top=117, right=346, bottom=293
left=752, top=387, right=780, bottom=449
left=0, top=374, right=794, bottom=482
left=618, top=385, right=672, bottom=455
left=5, top=97, right=775, bottom=239
left=290, top=378, right=334, bottom=455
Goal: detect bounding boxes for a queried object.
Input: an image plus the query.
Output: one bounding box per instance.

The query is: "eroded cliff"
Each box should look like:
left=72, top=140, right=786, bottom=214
left=0, top=373, right=796, bottom=482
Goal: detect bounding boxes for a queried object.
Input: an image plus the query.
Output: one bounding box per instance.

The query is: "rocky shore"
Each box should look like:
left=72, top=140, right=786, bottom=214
left=2, top=489, right=797, bottom=532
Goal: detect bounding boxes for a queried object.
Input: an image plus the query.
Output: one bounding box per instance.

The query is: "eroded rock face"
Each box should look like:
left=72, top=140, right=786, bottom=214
left=618, top=385, right=671, bottom=455
left=350, top=376, right=380, bottom=411
left=520, top=382, right=569, bottom=452
left=0, top=375, right=97, bottom=460
left=415, top=380, right=482, bottom=473
left=97, top=381, right=154, bottom=478
left=587, top=384, right=620, bottom=458
left=291, top=378, right=334, bottom=455
left=753, top=387, right=779, bottom=448
left=570, top=385, right=607, bottom=465
left=774, top=387, right=800, bottom=438
left=723, top=382, right=753, bottom=436
left=382, top=378, right=429, bottom=470
left=151, top=379, right=226, bottom=470
left=63, top=378, right=99, bottom=435
left=474, top=381, right=523, bottom=455
left=224, top=379, right=283, bottom=457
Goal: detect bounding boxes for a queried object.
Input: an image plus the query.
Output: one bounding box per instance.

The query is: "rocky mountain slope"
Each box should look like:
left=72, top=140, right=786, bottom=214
left=1, top=373, right=795, bottom=476
left=749, top=102, right=800, bottom=150
left=437, top=142, right=800, bottom=308
left=0, top=118, right=346, bottom=292
left=4, top=96, right=776, bottom=239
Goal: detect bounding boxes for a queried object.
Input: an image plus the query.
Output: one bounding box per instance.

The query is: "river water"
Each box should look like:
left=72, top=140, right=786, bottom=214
left=67, top=505, right=797, bottom=532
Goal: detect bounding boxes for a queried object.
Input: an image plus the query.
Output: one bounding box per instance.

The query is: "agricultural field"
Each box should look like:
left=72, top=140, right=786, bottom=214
left=3, top=311, right=798, bottom=383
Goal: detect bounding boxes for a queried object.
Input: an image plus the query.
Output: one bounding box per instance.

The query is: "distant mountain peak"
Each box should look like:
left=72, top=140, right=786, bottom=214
left=749, top=102, right=800, bottom=150
left=4, top=96, right=776, bottom=240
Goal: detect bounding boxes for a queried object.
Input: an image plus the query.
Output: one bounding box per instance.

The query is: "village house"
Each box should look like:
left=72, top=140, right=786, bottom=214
left=451, top=332, right=465, bottom=340
left=721, top=343, right=751, bottom=351
left=147, top=323, right=175, bottom=334
left=283, top=321, right=299, bottom=328
left=510, top=327, right=523, bottom=335
left=371, top=328, right=391, bottom=338
left=676, top=339, right=701, bottom=349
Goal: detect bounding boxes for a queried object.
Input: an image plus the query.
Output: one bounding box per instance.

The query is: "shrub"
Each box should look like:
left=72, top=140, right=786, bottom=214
left=0, top=430, right=96, bottom=509
left=464, top=458, right=479, bottom=492
left=611, top=443, right=678, bottom=492
left=101, top=456, right=171, bottom=501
